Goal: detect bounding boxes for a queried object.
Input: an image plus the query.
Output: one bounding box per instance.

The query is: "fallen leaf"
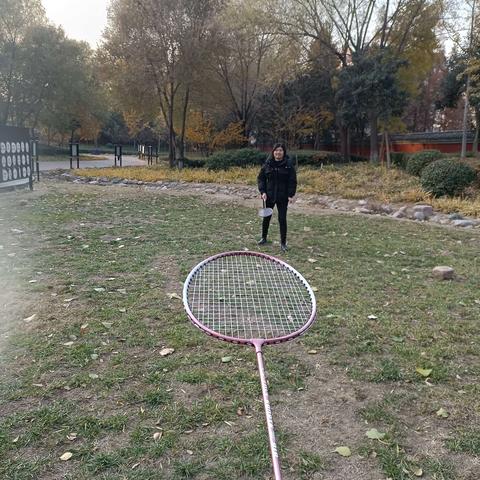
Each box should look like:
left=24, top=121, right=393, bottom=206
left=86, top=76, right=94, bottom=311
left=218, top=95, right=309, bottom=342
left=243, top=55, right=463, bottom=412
left=307, top=258, right=317, bottom=263
left=167, top=292, right=182, bottom=300
left=23, top=314, right=36, bottom=323
left=367, top=314, right=378, bottom=320
left=160, top=348, right=175, bottom=357
left=60, top=452, right=73, bottom=461
left=62, top=341, right=74, bottom=347
left=413, top=467, right=423, bottom=477
left=308, top=350, right=318, bottom=354
left=186, top=449, right=193, bottom=455
left=67, top=433, right=77, bottom=441
left=335, top=446, right=351, bottom=457
left=311, top=286, right=318, bottom=292
left=117, top=288, right=127, bottom=294
left=416, top=367, right=432, bottom=378
left=436, top=408, right=449, bottom=418
left=94, top=287, right=105, bottom=292
left=88, top=373, right=99, bottom=379
left=153, top=432, right=162, bottom=441
left=101, top=322, right=113, bottom=329
left=366, top=428, right=386, bottom=440
left=12, top=436, right=19, bottom=443
left=221, top=356, right=232, bottom=363
left=119, top=308, right=126, bottom=313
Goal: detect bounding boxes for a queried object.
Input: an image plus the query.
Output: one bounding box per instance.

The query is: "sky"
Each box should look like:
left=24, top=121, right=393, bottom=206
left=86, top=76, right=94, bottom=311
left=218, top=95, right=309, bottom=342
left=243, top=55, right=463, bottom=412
left=42, top=0, right=110, bottom=49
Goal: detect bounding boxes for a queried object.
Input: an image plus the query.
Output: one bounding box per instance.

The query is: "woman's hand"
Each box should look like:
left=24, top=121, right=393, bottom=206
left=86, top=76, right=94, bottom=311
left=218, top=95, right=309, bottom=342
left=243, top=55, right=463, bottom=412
left=288, top=196, right=296, bottom=204
left=261, top=193, right=267, bottom=201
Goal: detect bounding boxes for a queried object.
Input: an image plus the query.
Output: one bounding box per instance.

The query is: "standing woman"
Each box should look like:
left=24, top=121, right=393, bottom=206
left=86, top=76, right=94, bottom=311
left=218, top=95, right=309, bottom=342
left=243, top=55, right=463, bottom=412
left=257, top=143, right=297, bottom=252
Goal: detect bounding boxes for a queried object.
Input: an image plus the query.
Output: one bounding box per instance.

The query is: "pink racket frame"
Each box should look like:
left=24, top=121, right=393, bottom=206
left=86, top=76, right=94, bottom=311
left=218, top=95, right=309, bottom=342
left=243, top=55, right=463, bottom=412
left=183, top=251, right=317, bottom=480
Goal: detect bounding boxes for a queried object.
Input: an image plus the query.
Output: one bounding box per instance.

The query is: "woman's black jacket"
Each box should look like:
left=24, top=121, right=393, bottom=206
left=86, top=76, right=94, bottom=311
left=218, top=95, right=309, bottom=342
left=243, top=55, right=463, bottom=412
left=257, top=155, right=297, bottom=203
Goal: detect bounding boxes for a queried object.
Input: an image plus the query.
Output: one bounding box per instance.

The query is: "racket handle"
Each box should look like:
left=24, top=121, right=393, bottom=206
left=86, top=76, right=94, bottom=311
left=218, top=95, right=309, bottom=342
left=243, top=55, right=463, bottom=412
left=253, top=341, right=282, bottom=480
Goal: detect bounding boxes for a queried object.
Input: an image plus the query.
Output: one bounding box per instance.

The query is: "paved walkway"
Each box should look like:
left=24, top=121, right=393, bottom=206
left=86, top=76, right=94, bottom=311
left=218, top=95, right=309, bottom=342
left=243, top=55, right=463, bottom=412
left=38, top=154, right=147, bottom=171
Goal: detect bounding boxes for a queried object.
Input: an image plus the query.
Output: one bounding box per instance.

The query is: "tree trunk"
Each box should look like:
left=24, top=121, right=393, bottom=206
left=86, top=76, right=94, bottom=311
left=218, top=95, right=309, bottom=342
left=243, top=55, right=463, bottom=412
left=168, top=81, right=176, bottom=167
left=385, top=131, right=391, bottom=169
left=339, top=125, right=349, bottom=161
left=369, top=112, right=379, bottom=164
left=379, top=133, right=385, bottom=165
left=2, top=44, right=17, bottom=125
left=178, top=87, right=190, bottom=168
left=461, top=74, right=471, bottom=160
left=474, top=109, right=480, bottom=157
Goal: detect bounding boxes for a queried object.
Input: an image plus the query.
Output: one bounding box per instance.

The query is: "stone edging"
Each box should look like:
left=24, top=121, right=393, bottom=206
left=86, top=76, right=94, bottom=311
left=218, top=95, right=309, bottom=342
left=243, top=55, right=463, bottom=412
left=43, top=170, right=480, bottom=230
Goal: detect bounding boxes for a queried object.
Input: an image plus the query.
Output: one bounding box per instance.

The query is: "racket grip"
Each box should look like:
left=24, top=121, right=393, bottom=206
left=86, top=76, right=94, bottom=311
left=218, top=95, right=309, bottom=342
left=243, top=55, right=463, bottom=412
left=254, top=341, right=282, bottom=480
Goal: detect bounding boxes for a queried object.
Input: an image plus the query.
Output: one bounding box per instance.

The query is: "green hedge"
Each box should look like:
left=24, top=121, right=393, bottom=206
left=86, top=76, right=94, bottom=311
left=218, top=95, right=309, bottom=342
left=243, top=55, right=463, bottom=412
left=406, top=150, right=443, bottom=176
left=205, top=149, right=267, bottom=170
left=420, top=159, right=477, bottom=197
left=295, top=151, right=366, bottom=166
left=180, top=157, right=205, bottom=168
left=203, top=148, right=367, bottom=170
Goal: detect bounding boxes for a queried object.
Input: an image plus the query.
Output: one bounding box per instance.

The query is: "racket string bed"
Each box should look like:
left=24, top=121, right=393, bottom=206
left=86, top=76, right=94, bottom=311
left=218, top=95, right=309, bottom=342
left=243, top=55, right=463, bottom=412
left=186, top=253, right=313, bottom=341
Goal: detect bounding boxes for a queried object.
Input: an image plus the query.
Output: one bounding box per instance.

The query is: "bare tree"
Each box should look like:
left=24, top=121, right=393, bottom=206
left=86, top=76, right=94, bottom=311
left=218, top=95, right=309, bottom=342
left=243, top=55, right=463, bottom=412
left=101, top=0, right=219, bottom=166
left=209, top=0, right=286, bottom=137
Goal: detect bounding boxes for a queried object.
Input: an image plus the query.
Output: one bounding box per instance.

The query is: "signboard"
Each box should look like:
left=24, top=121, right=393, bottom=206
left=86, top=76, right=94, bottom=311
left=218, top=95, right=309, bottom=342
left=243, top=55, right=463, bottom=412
left=0, top=125, right=33, bottom=189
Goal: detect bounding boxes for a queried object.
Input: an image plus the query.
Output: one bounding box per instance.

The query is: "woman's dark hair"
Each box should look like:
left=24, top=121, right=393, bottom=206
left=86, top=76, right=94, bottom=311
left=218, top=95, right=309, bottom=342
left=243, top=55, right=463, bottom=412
left=271, top=143, right=287, bottom=158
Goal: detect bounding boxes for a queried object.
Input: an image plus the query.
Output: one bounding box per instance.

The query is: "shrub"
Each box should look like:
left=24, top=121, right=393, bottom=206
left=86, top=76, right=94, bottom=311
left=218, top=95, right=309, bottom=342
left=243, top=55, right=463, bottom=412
left=205, top=148, right=266, bottom=170
left=420, top=159, right=477, bottom=197
left=204, top=151, right=233, bottom=170
left=349, top=154, right=369, bottom=163
left=406, top=150, right=442, bottom=176
left=390, top=152, right=407, bottom=170
left=179, top=157, right=205, bottom=168
left=294, top=151, right=351, bottom=167
left=39, top=144, right=69, bottom=156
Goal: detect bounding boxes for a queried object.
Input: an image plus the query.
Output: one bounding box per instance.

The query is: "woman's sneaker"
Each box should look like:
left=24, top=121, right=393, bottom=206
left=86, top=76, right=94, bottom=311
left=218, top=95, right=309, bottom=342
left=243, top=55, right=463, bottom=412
left=280, top=243, right=288, bottom=252
left=257, top=238, right=267, bottom=245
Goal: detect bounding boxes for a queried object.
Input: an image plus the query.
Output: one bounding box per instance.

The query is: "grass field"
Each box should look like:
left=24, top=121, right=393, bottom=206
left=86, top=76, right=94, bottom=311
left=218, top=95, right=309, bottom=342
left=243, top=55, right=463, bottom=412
left=0, top=181, right=479, bottom=479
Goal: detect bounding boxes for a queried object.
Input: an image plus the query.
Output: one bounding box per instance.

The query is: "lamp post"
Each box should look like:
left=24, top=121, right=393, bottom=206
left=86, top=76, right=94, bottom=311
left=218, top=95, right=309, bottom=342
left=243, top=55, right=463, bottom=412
left=70, top=142, right=80, bottom=169
left=114, top=144, right=123, bottom=167
left=32, top=139, right=39, bottom=183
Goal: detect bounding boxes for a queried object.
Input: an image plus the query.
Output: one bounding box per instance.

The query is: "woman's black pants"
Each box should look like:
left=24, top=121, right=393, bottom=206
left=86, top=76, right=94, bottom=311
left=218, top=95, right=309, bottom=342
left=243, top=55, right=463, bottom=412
left=262, top=199, right=288, bottom=244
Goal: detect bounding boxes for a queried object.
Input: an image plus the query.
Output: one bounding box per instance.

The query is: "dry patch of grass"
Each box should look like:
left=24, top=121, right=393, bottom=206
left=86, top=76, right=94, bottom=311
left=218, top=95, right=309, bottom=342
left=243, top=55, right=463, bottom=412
left=77, top=165, right=259, bottom=185
left=75, top=163, right=480, bottom=217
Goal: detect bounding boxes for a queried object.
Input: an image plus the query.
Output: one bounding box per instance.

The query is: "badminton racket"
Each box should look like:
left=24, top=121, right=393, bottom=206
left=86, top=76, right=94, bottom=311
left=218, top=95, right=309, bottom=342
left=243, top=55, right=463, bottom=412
left=183, top=251, right=316, bottom=479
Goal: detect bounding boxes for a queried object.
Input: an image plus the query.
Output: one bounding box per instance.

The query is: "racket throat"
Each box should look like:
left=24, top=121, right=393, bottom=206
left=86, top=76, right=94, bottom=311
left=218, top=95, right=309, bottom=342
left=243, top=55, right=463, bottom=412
left=253, top=341, right=283, bottom=480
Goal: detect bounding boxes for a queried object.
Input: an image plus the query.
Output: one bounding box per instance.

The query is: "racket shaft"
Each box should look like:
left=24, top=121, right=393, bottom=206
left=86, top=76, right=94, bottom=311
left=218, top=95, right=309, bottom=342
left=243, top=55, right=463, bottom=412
left=255, top=345, right=282, bottom=479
